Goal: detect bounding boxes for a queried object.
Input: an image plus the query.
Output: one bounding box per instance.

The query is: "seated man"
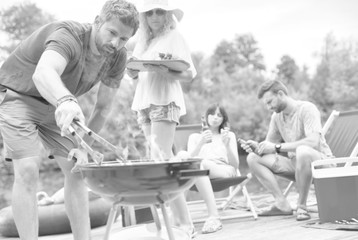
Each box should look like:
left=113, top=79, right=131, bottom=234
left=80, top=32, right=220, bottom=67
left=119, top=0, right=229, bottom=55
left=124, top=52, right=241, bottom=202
left=240, top=80, right=333, bottom=221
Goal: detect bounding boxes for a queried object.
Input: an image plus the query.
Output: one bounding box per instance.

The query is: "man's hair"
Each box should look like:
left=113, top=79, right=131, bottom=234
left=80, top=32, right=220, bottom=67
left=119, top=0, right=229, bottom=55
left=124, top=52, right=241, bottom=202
left=257, top=80, right=288, bottom=99
left=99, top=0, right=140, bottom=36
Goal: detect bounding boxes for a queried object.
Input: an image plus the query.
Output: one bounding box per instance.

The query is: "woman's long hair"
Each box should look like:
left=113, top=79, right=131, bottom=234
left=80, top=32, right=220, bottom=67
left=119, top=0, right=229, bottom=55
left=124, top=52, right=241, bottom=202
left=205, top=103, right=229, bottom=132
left=136, top=10, right=177, bottom=52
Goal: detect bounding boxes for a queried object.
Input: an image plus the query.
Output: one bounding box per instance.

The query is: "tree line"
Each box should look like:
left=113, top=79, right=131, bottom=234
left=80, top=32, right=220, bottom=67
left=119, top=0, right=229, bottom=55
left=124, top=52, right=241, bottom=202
left=1, top=2, right=358, bottom=162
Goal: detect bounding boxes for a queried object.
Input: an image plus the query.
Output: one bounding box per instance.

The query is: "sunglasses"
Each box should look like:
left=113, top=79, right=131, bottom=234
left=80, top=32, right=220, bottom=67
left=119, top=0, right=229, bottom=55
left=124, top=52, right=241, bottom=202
left=145, top=9, right=166, bottom=17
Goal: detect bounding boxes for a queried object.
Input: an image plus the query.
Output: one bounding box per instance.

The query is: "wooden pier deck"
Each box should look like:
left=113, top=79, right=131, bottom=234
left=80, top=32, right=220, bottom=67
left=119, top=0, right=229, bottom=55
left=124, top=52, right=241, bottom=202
left=1, top=211, right=357, bottom=240
left=1, top=191, right=357, bottom=240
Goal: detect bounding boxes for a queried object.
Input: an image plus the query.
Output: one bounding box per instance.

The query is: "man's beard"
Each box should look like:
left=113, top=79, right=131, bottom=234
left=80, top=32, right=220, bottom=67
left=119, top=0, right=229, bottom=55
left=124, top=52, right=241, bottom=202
left=275, top=101, right=287, bottom=113
left=94, top=35, right=115, bottom=57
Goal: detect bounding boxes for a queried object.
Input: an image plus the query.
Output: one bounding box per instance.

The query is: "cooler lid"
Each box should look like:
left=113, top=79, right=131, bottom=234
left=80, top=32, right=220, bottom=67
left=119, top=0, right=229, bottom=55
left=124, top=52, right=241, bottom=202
left=312, top=157, right=358, bottom=179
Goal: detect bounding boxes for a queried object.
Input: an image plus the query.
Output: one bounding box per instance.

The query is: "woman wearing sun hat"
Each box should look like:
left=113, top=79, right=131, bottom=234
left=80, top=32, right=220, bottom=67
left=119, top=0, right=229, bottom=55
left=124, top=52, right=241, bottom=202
left=128, top=0, right=193, bottom=154
left=127, top=0, right=223, bottom=236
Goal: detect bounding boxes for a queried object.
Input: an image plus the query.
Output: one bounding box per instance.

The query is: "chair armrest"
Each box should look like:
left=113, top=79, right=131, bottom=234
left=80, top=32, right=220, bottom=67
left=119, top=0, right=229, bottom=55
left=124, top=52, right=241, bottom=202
left=189, top=176, right=248, bottom=192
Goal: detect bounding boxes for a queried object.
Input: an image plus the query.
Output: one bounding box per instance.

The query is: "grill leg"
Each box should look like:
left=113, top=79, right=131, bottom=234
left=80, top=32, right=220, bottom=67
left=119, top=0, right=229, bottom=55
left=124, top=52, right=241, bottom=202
left=121, top=206, right=136, bottom=227
left=150, top=205, right=162, bottom=231
left=104, top=203, right=120, bottom=240
left=160, top=203, right=175, bottom=240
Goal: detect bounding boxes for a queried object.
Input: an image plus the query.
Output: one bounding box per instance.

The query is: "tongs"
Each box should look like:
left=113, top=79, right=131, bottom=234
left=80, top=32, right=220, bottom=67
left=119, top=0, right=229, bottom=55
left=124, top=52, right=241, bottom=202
left=68, top=120, right=127, bottom=166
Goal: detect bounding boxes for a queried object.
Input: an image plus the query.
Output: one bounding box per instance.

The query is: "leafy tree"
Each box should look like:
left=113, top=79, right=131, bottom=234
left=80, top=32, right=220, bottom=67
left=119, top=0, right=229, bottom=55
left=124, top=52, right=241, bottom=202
left=182, top=33, right=270, bottom=142
left=211, top=40, right=240, bottom=74
left=181, top=51, right=207, bottom=94
left=309, top=61, right=333, bottom=114
left=234, top=34, right=265, bottom=71
left=309, top=33, right=358, bottom=115
left=211, top=33, right=266, bottom=74
left=183, top=50, right=268, bottom=141
left=275, top=55, right=311, bottom=98
left=0, top=2, right=55, bottom=54
left=276, top=55, right=299, bottom=84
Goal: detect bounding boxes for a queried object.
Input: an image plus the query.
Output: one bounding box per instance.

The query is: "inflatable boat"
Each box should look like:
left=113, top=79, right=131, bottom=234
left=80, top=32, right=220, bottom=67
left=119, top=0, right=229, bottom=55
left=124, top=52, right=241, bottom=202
left=0, top=197, right=114, bottom=237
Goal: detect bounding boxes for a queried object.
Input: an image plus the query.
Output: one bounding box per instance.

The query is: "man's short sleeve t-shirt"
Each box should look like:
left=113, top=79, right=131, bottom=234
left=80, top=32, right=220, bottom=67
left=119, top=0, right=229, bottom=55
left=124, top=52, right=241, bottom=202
left=0, top=20, right=127, bottom=98
left=269, top=101, right=333, bottom=159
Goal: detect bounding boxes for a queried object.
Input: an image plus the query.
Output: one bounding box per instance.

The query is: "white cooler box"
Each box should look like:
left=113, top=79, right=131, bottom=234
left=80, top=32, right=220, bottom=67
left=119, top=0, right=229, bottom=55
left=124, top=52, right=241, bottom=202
left=312, top=157, right=358, bottom=223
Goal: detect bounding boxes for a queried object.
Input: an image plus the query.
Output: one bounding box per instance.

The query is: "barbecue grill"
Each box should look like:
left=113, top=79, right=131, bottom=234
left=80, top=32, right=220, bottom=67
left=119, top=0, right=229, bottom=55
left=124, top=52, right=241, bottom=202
left=71, top=121, right=208, bottom=240
left=79, top=159, right=207, bottom=240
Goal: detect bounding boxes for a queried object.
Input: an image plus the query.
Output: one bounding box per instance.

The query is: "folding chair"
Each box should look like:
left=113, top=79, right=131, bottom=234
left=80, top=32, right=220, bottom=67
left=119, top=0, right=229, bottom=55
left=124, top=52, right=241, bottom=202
left=173, top=124, right=258, bottom=222
left=283, top=110, right=358, bottom=196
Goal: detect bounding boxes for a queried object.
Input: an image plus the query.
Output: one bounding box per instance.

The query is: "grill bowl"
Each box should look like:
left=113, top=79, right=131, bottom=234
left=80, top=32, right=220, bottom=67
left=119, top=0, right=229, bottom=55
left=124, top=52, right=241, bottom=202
left=79, top=158, right=207, bottom=205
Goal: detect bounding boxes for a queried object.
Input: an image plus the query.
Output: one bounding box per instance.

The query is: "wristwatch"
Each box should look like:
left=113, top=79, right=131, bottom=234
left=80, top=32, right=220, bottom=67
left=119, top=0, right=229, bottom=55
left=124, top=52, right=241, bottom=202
left=275, top=144, right=282, bottom=153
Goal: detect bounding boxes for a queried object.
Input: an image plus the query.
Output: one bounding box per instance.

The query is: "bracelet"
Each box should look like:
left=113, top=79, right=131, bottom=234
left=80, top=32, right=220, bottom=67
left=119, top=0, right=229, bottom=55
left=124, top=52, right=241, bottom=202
left=56, top=94, right=78, bottom=108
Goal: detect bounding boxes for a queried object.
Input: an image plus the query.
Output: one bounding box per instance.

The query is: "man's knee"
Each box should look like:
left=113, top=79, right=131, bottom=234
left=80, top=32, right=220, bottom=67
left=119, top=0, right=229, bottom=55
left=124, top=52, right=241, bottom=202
left=246, top=152, right=261, bottom=168
left=296, top=145, right=318, bottom=170
left=13, top=160, right=40, bottom=188
left=296, top=145, right=317, bottom=162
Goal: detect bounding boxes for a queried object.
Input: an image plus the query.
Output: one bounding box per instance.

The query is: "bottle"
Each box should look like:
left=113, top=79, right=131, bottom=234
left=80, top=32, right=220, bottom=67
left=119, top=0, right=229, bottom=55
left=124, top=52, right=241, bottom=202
left=221, top=122, right=230, bottom=139
left=201, top=115, right=212, bottom=143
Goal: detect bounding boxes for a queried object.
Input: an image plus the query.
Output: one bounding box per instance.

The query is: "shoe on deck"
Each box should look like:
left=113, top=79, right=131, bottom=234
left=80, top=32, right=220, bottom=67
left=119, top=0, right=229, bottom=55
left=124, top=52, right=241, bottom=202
left=258, top=205, right=293, bottom=216
left=296, top=207, right=311, bottom=221
left=201, top=217, right=223, bottom=234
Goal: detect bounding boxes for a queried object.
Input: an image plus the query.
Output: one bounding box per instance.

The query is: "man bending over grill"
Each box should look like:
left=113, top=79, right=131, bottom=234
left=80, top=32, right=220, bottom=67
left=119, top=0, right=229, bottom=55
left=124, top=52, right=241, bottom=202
left=0, top=1, right=139, bottom=239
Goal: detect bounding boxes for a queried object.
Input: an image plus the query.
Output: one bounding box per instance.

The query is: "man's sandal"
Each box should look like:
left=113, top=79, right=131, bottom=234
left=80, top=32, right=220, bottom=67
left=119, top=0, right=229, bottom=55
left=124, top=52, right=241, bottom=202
left=296, top=207, right=311, bottom=221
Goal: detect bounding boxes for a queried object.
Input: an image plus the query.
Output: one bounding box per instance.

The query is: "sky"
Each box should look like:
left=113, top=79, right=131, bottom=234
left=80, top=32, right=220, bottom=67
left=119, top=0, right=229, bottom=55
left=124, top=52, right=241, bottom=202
left=1, top=0, right=358, bottom=75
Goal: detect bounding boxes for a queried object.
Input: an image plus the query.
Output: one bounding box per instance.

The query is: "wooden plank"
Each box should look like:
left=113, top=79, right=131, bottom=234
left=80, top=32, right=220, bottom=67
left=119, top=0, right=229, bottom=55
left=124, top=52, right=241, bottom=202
left=1, top=212, right=358, bottom=240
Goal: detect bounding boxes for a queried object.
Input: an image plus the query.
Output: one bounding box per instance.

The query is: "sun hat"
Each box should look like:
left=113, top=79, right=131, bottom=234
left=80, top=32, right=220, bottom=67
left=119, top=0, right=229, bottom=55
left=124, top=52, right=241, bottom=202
left=138, top=0, right=184, bottom=22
